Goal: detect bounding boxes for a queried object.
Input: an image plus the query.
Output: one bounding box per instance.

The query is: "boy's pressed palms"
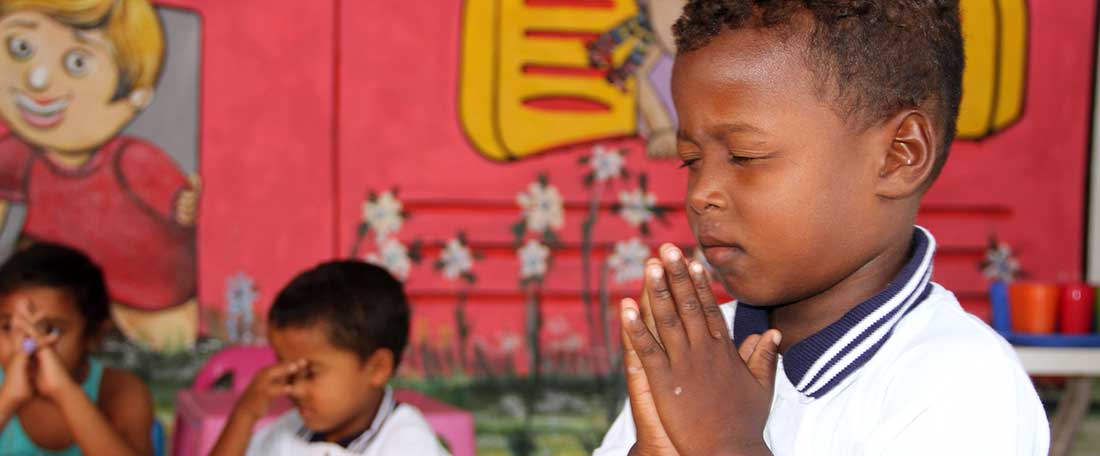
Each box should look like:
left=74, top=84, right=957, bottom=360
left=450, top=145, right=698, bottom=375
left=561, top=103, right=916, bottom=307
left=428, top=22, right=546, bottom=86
left=623, top=245, right=780, bottom=456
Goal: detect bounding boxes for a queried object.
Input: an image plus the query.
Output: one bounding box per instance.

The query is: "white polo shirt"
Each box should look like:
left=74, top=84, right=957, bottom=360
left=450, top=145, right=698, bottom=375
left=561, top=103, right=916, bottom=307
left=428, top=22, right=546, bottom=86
left=595, top=227, right=1049, bottom=455
left=247, top=387, right=450, bottom=456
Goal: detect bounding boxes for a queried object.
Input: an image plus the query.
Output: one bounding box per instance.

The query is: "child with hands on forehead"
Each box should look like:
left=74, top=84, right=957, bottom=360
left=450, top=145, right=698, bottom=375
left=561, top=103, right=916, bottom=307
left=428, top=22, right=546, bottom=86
left=212, top=260, right=448, bottom=456
left=0, top=243, right=154, bottom=456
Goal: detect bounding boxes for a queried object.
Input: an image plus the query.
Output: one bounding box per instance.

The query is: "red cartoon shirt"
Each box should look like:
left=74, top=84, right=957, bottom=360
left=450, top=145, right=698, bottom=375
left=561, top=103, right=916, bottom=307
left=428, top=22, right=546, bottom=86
left=0, top=133, right=196, bottom=310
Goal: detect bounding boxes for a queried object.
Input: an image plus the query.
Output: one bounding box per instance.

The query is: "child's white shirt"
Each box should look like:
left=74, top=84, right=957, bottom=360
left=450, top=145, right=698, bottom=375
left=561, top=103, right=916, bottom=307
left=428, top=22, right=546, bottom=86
left=246, top=387, right=450, bottom=456
left=595, top=227, right=1049, bottom=455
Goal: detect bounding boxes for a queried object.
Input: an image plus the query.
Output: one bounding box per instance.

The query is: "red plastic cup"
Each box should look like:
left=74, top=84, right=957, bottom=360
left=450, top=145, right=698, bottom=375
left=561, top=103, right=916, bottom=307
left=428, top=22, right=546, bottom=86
left=1059, top=283, right=1094, bottom=334
left=1009, top=283, right=1059, bottom=334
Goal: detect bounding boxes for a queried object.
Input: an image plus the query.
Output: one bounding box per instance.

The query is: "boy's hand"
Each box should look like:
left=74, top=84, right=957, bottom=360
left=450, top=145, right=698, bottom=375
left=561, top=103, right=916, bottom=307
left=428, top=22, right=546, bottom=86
left=234, top=359, right=307, bottom=422
left=621, top=245, right=779, bottom=456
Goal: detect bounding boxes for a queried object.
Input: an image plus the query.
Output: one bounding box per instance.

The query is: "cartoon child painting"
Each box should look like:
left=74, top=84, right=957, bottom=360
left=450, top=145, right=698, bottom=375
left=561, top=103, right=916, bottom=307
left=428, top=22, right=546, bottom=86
left=0, top=0, right=200, bottom=351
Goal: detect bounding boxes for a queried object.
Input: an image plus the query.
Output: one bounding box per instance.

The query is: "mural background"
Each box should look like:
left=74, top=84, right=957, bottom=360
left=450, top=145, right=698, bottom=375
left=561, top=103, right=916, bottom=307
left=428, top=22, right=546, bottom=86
left=0, top=0, right=1096, bottom=454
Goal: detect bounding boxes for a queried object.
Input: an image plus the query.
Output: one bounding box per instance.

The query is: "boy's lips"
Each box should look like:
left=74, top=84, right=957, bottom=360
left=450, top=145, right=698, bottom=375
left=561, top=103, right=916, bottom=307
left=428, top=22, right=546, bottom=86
left=14, top=91, right=70, bottom=129
left=698, top=233, right=743, bottom=264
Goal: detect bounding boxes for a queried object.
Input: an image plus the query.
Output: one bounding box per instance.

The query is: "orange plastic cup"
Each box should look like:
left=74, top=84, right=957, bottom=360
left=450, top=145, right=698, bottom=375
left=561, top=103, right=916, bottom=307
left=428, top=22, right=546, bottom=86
left=1009, top=283, right=1060, bottom=334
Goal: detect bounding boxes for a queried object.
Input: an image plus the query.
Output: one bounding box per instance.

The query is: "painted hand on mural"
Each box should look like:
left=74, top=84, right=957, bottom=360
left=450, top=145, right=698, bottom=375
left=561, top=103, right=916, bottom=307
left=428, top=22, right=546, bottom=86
left=175, top=174, right=202, bottom=227
left=622, top=245, right=780, bottom=456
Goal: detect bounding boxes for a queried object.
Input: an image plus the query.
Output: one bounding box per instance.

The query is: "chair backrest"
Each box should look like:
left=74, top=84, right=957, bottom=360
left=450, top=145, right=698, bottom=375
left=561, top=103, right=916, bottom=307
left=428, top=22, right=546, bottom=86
left=151, top=418, right=165, bottom=456
left=192, top=345, right=277, bottom=393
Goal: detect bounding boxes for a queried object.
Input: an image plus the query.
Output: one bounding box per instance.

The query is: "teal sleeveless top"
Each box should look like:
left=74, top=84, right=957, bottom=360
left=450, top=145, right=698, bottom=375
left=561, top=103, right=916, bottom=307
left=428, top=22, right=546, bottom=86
left=0, top=358, right=104, bottom=456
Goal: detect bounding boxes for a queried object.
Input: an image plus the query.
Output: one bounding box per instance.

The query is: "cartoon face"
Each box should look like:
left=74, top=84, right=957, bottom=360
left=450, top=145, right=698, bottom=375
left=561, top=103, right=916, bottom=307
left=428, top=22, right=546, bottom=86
left=0, top=11, right=149, bottom=154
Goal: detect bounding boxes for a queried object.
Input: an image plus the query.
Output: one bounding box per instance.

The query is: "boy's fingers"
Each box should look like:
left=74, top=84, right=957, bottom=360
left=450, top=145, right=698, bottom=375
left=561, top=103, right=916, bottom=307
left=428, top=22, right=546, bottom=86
left=622, top=322, right=665, bottom=439
left=659, top=245, right=710, bottom=344
left=638, top=276, right=662, bottom=348
left=746, top=330, right=782, bottom=389
left=688, top=261, right=728, bottom=340
left=738, top=334, right=761, bottom=363
left=645, top=262, right=689, bottom=357
left=622, top=298, right=670, bottom=372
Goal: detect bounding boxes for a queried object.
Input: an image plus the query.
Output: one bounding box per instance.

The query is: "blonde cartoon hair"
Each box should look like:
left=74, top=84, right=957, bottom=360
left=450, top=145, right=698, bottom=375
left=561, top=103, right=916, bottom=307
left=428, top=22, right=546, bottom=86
left=0, top=0, right=165, bottom=101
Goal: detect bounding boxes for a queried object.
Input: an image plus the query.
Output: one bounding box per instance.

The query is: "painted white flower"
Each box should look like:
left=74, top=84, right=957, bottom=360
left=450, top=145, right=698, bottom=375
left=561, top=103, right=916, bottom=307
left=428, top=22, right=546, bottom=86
left=516, top=182, right=564, bottom=233
left=517, top=239, right=550, bottom=280
left=591, top=145, right=624, bottom=181
left=618, top=188, right=657, bottom=227
left=362, top=191, right=404, bottom=241
left=608, top=238, right=651, bottom=284
left=981, top=242, right=1020, bottom=282
left=545, top=315, right=571, bottom=335
left=498, top=332, right=522, bottom=353
left=366, top=237, right=412, bottom=281
left=438, top=238, right=474, bottom=280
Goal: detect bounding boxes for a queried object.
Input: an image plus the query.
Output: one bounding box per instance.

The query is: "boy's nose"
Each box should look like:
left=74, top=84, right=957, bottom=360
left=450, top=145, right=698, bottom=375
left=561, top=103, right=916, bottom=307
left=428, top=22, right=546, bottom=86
left=25, top=66, right=50, bottom=92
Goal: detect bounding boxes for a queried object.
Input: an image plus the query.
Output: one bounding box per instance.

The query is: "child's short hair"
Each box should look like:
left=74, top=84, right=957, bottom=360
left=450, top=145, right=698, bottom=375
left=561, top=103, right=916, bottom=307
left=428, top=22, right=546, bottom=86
left=0, top=0, right=165, bottom=100
left=269, top=260, right=410, bottom=368
left=0, top=243, right=110, bottom=336
left=674, top=1, right=963, bottom=183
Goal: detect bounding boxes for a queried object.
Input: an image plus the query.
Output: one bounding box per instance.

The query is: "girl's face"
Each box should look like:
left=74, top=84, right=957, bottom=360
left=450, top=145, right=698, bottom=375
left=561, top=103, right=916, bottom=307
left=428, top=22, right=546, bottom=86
left=0, top=286, right=92, bottom=376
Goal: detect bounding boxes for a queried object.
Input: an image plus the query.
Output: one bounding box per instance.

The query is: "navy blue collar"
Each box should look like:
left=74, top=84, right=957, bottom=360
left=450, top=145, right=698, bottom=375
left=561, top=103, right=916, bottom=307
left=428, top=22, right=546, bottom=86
left=732, top=226, right=936, bottom=398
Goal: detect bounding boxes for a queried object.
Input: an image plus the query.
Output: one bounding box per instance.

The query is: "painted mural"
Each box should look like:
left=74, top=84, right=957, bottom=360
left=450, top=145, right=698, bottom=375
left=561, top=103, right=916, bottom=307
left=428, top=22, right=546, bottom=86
left=0, top=0, right=1093, bottom=454
left=0, top=0, right=199, bottom=352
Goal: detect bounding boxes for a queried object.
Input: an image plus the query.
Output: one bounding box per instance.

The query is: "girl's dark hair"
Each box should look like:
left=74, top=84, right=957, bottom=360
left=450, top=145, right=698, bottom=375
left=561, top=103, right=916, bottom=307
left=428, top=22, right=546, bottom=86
left=0, top=243, right=110, bottom=336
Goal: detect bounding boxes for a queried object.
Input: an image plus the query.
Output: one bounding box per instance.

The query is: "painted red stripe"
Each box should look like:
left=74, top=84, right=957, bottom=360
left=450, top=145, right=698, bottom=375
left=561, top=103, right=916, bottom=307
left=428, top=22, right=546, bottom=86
left=522, top=96, right=610, bottom=112
left=522, top=64, right=605, bottom=78
left=525, top=30, right=601, bottom=41
left=524, top=0, right=614, bottom=8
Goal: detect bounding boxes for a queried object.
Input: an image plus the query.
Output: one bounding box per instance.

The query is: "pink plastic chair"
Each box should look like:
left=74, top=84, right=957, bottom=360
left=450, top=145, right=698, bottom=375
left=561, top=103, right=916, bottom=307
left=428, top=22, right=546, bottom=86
left=191, top=345, right=277, bottom=393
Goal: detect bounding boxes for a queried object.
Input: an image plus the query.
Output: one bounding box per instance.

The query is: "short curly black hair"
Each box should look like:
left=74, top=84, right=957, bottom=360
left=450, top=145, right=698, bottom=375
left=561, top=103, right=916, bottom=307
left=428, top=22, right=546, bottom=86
left=269, top=260, right=410, bottom=368
left=674, top=1, right=963, bottom=183
left=0, top=243, right=110, bottom=338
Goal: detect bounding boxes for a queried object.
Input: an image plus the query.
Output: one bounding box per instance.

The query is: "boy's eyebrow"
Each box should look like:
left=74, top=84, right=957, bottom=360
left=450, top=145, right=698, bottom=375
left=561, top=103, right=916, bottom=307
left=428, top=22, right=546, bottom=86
left=708, top=122, right=768, bottom=137
left=678, top=122, right=769, bottom=142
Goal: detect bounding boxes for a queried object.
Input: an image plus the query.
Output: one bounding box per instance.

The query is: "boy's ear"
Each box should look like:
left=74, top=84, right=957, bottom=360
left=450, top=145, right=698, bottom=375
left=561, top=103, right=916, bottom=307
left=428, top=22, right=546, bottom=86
left=363, top=348, right=395, bottom=387
left=128, top=87, right=155, bottom=110
left=874, top=110, right=938, bottom=199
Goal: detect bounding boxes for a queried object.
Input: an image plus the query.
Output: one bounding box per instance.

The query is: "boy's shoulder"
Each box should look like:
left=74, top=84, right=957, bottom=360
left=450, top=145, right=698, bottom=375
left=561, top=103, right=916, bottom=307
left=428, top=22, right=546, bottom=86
left=872, top=283, right=1037, bottom=406
left=885, top=283, right=1020, bottom=371
left=370, top=403, right=449, bottom=455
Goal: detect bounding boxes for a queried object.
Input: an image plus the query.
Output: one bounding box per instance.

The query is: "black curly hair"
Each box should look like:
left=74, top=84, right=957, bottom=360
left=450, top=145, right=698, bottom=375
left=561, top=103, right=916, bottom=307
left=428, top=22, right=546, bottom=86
left=0, top=243, right=110, bottom=338
left=269, top=260, right=410, bottom=367
left=674, top=1, right=963, bottom=183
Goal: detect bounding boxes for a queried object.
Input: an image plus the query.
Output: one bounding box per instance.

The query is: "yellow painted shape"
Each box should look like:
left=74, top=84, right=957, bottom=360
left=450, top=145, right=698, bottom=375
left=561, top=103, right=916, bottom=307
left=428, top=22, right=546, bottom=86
left=459, top=0, right=509, bottom=160
left=993, top=0, right=1027, bottom=131
left=957, top=0, right=1029, bottom=140
left=958, top=0, right=998, bottom=138
left=460, top=0, right=639, bottom=161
